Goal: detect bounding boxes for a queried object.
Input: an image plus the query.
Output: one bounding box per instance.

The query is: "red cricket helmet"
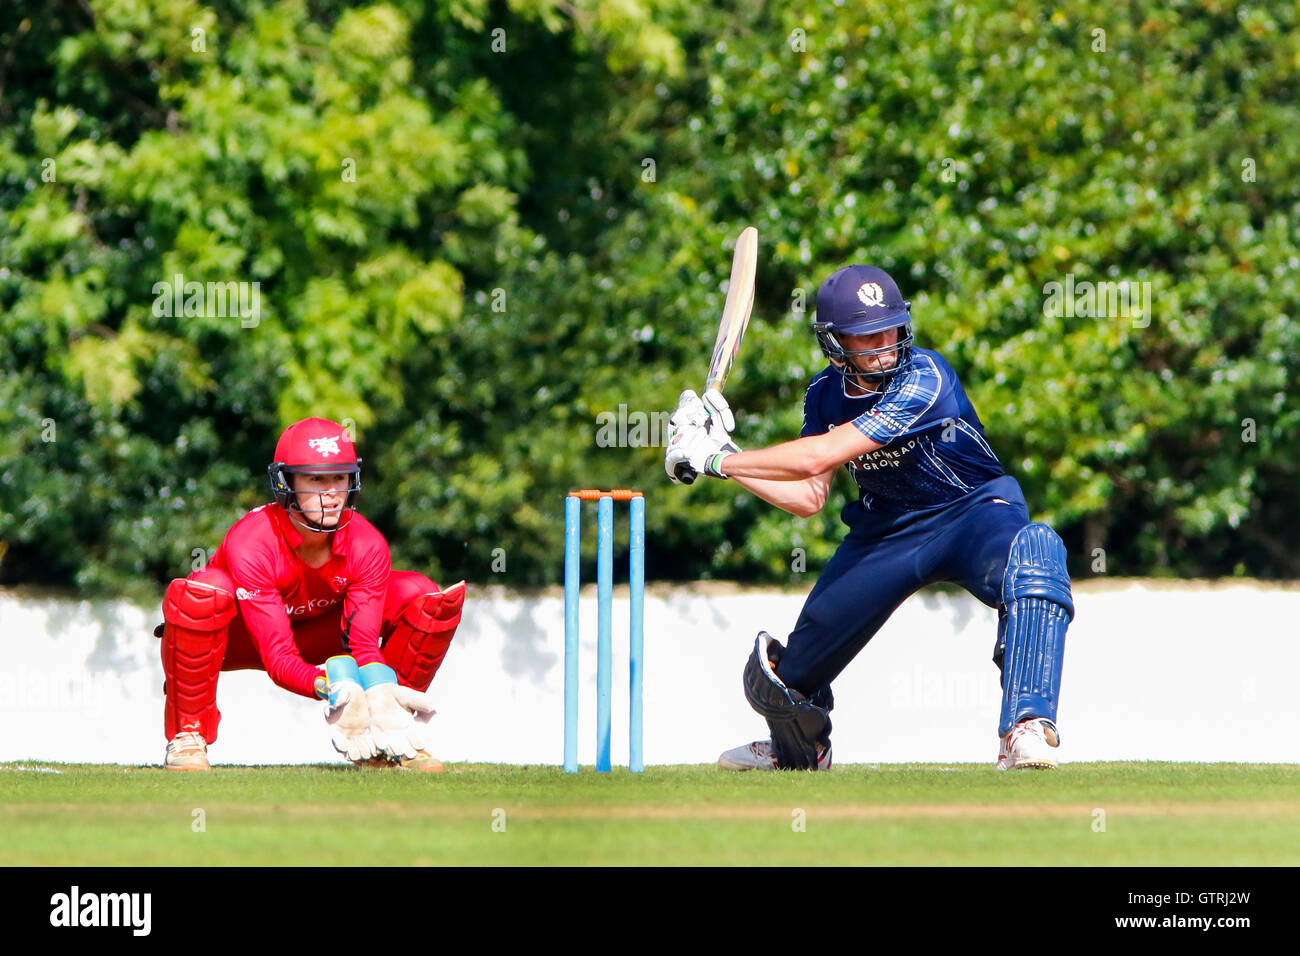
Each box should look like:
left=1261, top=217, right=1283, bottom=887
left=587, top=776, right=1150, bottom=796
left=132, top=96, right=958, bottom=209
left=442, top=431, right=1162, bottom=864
left=267, top=418, right=363, bottom=532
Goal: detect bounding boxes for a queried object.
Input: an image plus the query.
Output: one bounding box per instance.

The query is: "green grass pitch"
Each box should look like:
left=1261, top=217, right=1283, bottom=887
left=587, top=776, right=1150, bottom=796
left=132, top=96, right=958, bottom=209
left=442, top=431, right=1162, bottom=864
left=2, top=762, right=1297, bottom=866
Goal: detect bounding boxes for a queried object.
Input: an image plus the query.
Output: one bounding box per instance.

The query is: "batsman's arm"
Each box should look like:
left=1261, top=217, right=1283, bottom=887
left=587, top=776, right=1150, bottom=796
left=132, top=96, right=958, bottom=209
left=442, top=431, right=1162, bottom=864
left=730, top=467, right=838, bottom=518
left=718, top=426, right=880, bottom=483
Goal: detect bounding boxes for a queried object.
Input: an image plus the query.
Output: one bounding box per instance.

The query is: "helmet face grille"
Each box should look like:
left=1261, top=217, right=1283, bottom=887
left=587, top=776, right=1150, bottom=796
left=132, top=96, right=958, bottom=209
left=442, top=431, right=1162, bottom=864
left=814, top=322, right=913, bottom=393
left=266, top=461, right=362, bottom=533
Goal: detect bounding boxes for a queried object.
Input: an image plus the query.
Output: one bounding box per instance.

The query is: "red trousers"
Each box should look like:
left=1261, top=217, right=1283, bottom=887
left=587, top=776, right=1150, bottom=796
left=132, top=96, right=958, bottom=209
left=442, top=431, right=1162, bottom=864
left=161, top=568, right=463, bottom=742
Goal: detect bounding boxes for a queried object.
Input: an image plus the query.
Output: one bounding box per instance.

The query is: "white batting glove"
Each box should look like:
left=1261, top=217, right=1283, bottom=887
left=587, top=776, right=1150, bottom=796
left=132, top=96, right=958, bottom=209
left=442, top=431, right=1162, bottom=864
left=702, top=388, right=736, bottom=437
left=324, top=681, right=377, bottom=762
left=666, top=420, right=737, bottom=481
left=665, top=423, right=702, bottom=483
left=669, top=389, right=707, bottom=431
left=666, top=390, right=706, bottom=483
left=665, top=388, right=741, bottom=483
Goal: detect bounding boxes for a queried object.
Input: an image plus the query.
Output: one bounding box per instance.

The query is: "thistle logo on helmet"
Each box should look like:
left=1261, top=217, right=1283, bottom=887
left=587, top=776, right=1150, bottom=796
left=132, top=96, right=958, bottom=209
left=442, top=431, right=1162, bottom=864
left=857, top=282, right=885, bottom=307
left=308, top=435, right=342, bottom=456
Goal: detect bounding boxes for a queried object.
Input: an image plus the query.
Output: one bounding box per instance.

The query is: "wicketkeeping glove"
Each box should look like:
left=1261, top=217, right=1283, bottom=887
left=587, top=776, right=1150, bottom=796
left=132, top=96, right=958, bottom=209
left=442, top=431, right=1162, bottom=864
left=322, top=656, right=378, bottom=761
left=359, top=663, right=436, bottom=759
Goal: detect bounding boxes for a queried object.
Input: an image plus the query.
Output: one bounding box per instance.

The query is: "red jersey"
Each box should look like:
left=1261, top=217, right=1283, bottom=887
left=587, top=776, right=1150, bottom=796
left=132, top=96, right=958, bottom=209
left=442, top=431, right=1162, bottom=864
left=210, top=503, right=392, bottom=698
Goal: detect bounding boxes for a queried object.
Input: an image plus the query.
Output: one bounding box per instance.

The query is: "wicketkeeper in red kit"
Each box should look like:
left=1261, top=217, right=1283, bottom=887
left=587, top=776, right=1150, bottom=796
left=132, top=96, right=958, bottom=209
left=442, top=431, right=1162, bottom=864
left=155, top=417, right=465, bottom=771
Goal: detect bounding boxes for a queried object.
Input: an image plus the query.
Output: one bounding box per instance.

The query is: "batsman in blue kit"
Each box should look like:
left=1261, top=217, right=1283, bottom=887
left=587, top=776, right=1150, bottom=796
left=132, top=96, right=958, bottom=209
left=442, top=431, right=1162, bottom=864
left=664, top=265, right=1074, bottom=771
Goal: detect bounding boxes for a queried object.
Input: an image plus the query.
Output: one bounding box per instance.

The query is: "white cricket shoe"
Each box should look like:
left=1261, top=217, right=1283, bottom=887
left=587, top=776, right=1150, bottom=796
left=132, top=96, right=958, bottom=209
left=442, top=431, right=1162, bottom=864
left=164, top=732, right=210, bottom=771
left=997, top=718, right=1059, bottom=771
left=717, top=739, right=832, bottom=771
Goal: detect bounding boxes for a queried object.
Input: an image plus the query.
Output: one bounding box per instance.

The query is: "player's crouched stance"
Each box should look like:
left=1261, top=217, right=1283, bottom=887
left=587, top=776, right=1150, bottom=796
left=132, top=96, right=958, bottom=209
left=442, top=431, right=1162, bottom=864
left=154, top=418, right=465, bottom=772
left=665, top=266, right=1074, bottom=772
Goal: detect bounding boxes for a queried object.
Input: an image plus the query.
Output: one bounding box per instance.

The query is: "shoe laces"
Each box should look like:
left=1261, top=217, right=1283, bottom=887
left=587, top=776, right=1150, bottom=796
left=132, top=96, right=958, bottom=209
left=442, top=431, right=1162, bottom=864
left=169, top=732, right=205, bottom=752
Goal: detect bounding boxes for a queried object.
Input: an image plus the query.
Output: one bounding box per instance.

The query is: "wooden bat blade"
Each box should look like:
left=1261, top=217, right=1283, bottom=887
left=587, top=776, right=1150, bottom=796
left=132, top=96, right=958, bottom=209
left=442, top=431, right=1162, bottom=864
left=704, top=226, right=758, bottom=393
left=673, top=226, right=758, bottom=484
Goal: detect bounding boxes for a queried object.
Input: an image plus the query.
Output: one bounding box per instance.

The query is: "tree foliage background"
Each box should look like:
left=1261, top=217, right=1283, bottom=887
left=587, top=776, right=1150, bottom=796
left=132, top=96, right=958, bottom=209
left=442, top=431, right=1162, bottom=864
left=2, top=0, right=1297, bottom=601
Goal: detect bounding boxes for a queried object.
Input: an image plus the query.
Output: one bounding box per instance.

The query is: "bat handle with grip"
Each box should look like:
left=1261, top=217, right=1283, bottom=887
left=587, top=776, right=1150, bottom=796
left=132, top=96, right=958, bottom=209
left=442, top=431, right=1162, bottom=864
left=674, top=461, right=698, bottom=485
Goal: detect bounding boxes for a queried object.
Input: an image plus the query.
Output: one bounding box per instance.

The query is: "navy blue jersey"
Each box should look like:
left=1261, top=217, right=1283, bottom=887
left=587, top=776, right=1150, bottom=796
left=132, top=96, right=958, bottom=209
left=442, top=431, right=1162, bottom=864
left=801, top=347, right=1005, bottom=523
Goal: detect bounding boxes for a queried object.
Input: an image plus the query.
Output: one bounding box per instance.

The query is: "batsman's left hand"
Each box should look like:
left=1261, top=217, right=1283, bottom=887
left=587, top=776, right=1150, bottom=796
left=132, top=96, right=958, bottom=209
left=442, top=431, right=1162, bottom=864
left=669, top=388, right=736, bottom=438
left=665, top=418, right=738, bottom=481
left=665, top=388, right=741, bottom=483
left=666, top=389, right=705, bottom=484
left=668, top=389, right=707, bottom=433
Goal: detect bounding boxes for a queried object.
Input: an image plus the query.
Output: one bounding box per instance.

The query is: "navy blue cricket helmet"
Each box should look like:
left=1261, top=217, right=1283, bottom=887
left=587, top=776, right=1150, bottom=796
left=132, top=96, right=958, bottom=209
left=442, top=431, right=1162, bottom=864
left=813, top=265, right=914, bottom=392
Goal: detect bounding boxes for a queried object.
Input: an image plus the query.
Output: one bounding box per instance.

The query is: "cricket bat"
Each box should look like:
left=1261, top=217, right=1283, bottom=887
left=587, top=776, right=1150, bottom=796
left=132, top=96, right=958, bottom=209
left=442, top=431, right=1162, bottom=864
left=674, top=226, right=759, bottom=484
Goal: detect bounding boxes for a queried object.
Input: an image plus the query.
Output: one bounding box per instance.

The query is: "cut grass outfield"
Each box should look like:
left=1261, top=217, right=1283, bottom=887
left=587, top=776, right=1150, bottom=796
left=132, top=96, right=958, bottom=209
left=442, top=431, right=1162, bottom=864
left=2, top=762, right=1297, bottom=866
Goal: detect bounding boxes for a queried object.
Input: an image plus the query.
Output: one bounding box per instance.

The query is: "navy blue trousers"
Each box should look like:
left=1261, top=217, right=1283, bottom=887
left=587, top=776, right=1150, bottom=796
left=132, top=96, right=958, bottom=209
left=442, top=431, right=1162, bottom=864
left=778, top=475, right=1030, bottom=698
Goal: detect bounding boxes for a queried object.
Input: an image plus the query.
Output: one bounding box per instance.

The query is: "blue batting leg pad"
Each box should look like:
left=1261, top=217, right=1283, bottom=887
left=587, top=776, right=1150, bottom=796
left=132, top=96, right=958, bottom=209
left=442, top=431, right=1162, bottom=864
left=998, top=522, right=1073, bottom=737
